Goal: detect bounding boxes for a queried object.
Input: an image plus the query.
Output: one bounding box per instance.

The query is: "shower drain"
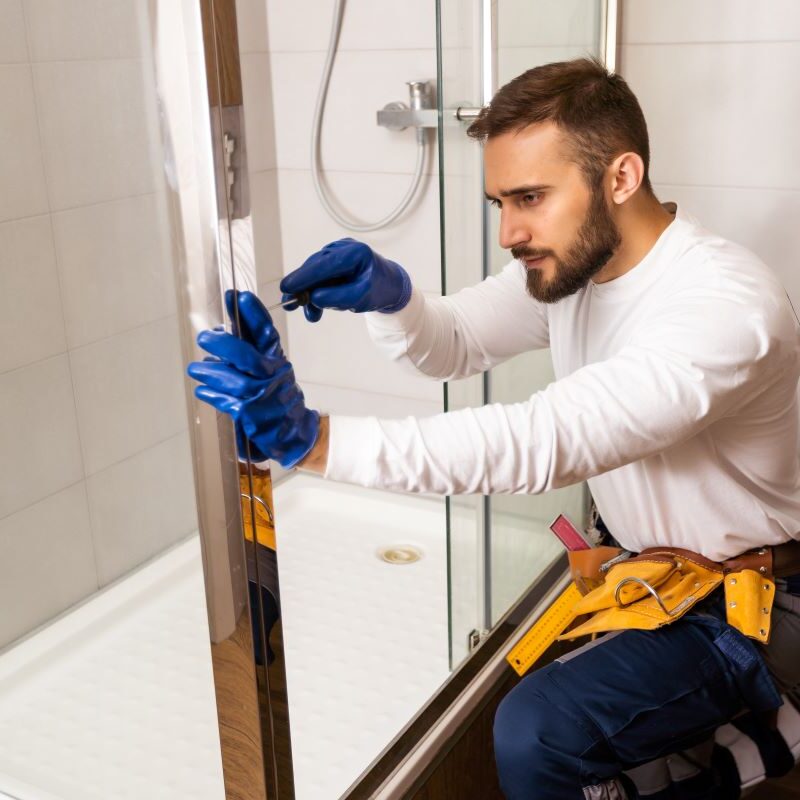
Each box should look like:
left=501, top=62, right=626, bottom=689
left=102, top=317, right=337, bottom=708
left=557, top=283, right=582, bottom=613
left=377, top=545, right=423, bottom=565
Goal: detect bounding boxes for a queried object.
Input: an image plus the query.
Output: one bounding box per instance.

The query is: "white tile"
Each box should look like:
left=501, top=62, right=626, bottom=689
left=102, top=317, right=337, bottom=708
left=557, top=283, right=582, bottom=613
left=0, top=215, right=66, bottom=373
left=86, top=431, right=197, bottom=585
left=266, top=0, right=435, bottom=52
left=497, top=0, right=601, bottom=49
left=0, top=0, right=28, bottom=62
left=276, top=168, right=442, bottom=295
left=0, top=483, right=97, bottom=648
left=270, top=49, right=437, bottom=174
left=23, top=0, right=147, bottom=61
left=301, top=380, right=443, bottom=418
left=236, top=0, right=269, bottom=53
left=33, top=60, right=158, bottom=210
left=250, top=169, right=284, bottom=284
left=286, top=295, right=443, bottom=404
left=622, top=42, right=800, bottom=190
left=621, top=0, right=800, bottom=44
left=52, top=193, right=177, bottom=348
left=653, top=184, right=800, bottom=311
left=70, top=317, right=188, bottom=475
left=0, top=65, right=49, bottom=222
left=0, top=355, right=84, bottom=519
left=241, top=52, right=277, bottom=173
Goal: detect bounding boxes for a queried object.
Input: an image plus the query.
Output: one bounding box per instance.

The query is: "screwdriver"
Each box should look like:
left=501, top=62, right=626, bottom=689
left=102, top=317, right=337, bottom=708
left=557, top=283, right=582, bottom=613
left=266, top=290, right=311, bottom=312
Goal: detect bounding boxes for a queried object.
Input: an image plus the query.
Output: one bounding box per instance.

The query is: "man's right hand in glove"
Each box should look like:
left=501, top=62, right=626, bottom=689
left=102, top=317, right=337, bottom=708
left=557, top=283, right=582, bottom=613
left=279, top=238, right=412, bottom=322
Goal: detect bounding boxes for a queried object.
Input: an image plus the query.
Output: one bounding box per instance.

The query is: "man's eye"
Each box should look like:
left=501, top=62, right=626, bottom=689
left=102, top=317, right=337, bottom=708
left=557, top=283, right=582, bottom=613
left=521, top=193, right=541, bottom=205
left=488, top=198, right=501, bottom=208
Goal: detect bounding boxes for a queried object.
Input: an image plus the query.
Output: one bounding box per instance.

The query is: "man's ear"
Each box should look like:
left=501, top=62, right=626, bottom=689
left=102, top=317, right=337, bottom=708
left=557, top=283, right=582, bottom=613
left=609, top=151, right=645, bottom=205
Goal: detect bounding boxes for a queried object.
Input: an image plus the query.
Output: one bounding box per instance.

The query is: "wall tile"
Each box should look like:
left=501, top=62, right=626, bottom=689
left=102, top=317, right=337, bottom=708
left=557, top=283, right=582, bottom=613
left=270, top=49, right=437, bottom=174
left=266, top=0, right=436, bottom=53
left=621, top=0, right=800, bottom=44
left=497, top=0, right=600, bottom=49
left=70, top=316, right=187, bottom=475
left=52, top=193, right=177, bottom=349
left=654, top=184, right=800, bottom=309
left=301, top=380, right=443, bottom=419
left=33, top=59, right=157, bottom=210
left=23, top=0, right=146, bottom=61
left=622, top=41, right=800, bottom=190
left=276, top=168, right=441, bottom=295
left=241, top=52, right=277, bottom=173
left=0, top=65, right=49, bottom=222
left=250, top=169, right=284, bottom=285
left=0, top=355, right=84, bottom=519
left=286, top=291, right=443, bottom=404
left=0, top=215, right=66, bottom=373
left=236, top=0, right=269, bottom=54
left=0, top=0, right=28, bottom=63
left=0, top=483, right=97, bottom=648
left=86, top=431, right=197, bottom=585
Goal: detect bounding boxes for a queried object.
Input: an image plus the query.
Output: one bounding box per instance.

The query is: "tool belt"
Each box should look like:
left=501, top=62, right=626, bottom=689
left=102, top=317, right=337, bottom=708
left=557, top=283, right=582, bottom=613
left=561, top=545, right=776, bottom=644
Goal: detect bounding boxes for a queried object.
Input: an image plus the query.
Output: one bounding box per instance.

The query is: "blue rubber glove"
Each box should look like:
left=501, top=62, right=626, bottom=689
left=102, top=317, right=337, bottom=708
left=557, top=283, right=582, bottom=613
left=187, top=290, right=320, bottom=469
left=279, top=238, right=412, bottom=322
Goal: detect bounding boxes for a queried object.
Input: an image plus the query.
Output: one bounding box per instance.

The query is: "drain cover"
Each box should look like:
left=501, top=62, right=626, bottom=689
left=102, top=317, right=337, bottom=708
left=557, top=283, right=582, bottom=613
left=377, top=545, right=423, bottom=565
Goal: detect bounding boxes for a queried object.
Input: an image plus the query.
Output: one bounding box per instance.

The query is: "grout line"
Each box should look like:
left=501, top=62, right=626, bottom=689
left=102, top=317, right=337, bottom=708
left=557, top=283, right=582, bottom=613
left=0, top=192, right=157, bottom=227
left=654, top=183, right=800, bottom=193
left=0, top=429, right=190, bottom=527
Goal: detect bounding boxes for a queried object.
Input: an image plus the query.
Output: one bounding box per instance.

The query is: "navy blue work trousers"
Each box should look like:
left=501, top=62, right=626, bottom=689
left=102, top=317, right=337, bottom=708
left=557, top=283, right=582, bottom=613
left=493, top=589, right=783, bottom=799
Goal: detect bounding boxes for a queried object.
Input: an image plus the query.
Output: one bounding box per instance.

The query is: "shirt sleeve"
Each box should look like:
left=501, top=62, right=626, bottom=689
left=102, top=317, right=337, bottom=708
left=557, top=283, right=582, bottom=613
left=362, top=258, right=550, bottom=381
left=324, top=282, right=798, bottom=495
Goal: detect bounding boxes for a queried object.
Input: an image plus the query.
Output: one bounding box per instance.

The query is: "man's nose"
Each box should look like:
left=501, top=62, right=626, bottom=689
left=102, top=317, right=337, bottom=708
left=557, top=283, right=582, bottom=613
left=498, top=209, right=531, bottom=251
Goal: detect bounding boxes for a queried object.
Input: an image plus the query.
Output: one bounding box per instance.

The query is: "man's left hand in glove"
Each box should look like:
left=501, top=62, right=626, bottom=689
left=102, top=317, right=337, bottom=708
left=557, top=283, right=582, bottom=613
left=187, top=290, right=321, bottom=470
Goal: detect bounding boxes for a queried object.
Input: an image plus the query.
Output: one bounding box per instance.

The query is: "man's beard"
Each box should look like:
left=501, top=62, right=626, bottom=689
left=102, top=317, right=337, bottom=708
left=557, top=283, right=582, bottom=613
left=512, top=185, right=622, bottom=304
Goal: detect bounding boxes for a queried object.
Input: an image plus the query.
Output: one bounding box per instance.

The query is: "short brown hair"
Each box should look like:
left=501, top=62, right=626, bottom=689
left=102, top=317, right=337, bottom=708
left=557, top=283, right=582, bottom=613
left=467, top=57, right=653, bottom=195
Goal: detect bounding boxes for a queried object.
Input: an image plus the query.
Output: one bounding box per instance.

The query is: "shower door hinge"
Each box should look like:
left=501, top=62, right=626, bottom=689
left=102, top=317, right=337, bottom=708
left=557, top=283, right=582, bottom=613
left=468, top=628, right=490, bottom=652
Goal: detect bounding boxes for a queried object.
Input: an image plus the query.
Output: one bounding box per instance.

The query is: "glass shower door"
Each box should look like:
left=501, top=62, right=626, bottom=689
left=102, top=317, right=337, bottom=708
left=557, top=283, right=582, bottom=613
left=437, top=0, right=609, bottom=663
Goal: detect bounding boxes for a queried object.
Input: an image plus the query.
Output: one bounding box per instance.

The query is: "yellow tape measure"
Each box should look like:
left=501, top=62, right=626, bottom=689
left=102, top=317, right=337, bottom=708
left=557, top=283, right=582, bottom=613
left=506, top=582, right=582, bottom=677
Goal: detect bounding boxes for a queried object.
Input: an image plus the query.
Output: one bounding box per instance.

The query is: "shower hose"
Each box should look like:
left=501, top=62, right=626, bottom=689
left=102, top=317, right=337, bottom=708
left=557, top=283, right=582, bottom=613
left=311, top=0, right=427, bottom=233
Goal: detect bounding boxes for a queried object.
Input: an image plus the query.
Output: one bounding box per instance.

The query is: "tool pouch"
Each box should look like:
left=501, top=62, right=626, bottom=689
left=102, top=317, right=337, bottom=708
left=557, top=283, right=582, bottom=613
left=560, top=546, right=776, bottom=644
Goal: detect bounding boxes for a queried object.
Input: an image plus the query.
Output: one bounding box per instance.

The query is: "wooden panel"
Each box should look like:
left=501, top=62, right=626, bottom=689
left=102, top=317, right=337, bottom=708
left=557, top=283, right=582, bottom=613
left=200, top=0, right=243, bottom=108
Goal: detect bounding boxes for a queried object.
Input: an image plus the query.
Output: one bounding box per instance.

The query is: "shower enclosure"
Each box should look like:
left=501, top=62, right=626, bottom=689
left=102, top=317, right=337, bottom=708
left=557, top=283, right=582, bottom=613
left=0, top=1, right=613, bottom=799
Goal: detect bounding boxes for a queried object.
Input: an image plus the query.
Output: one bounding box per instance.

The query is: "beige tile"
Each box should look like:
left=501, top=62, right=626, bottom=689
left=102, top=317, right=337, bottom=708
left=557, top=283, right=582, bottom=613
left=300, top=380, right=443, bottom=418
left=87, top=431, right=197, bottom=586
left=276, top=168, right=441, bottom=295
left=23, top=0, right=147, bottom=61
left=653, top=184, right=800, bottom=310
left=622, top=41, right=800, bottom=190
left=236, top=0, right=269, bottom=53
left=250, top=169, right=284, bottom=285
left=0, top=482, right=98, bottom=648
left=266, top=0, right=435, bottom=52
left=0, top=65, right=49, bottom=222
left=52, top=193, right=177, bottom=349
left=0, top=355, right=84, bottom=519
left=33, top=60, right=158, bottom=210
left=241, top=52, right=277, bottom=173
left=497, top=44, right=600, bottom=85
left=0, top=0, right=28, bottom=63
left=270, top=49, right=438, bottom=174
left=0, top=215, right=66, bottom=373
left=621, top=0, right=800, bottom=44
left=70, top=316, right=188, bottom=475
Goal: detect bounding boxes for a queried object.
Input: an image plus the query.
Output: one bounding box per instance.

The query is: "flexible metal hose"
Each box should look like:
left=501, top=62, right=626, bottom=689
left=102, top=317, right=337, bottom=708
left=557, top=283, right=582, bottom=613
left=310, top=0, right=427, bottom=232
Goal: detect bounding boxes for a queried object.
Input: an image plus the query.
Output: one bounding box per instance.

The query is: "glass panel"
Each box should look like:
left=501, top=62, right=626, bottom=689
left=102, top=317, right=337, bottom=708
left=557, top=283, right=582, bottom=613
left=487, top=1, right=605, bottom=624
left=0, top=1, right=225, bottom=798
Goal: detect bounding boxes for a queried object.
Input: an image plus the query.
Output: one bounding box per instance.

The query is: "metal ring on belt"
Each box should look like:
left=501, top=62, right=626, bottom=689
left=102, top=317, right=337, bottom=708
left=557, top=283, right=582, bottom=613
left=614, top=576, right=679, bottom=617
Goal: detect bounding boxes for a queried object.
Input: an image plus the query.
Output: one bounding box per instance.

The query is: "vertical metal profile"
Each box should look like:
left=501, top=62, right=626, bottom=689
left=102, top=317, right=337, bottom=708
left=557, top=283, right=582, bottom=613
left=601, top=0, right=620, bottom=71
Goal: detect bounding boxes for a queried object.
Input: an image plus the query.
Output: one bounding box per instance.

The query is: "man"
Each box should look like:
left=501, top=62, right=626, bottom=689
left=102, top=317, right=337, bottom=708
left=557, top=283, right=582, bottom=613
left=188, top=58, right=800, bottom=798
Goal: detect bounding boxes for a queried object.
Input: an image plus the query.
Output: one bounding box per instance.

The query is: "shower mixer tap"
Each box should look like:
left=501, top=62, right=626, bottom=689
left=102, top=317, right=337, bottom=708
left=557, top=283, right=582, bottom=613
left=376, top=80, right=438, bottom=133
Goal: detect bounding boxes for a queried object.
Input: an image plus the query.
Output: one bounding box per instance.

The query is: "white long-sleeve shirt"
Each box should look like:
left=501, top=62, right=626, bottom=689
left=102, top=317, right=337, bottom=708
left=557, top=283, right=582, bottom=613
left=323, top=203, right=800, bottom=560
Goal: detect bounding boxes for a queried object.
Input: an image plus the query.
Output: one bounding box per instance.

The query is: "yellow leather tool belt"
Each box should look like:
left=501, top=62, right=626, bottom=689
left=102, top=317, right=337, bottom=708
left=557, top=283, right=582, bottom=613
left=560, top=545, right=776, bottom=644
